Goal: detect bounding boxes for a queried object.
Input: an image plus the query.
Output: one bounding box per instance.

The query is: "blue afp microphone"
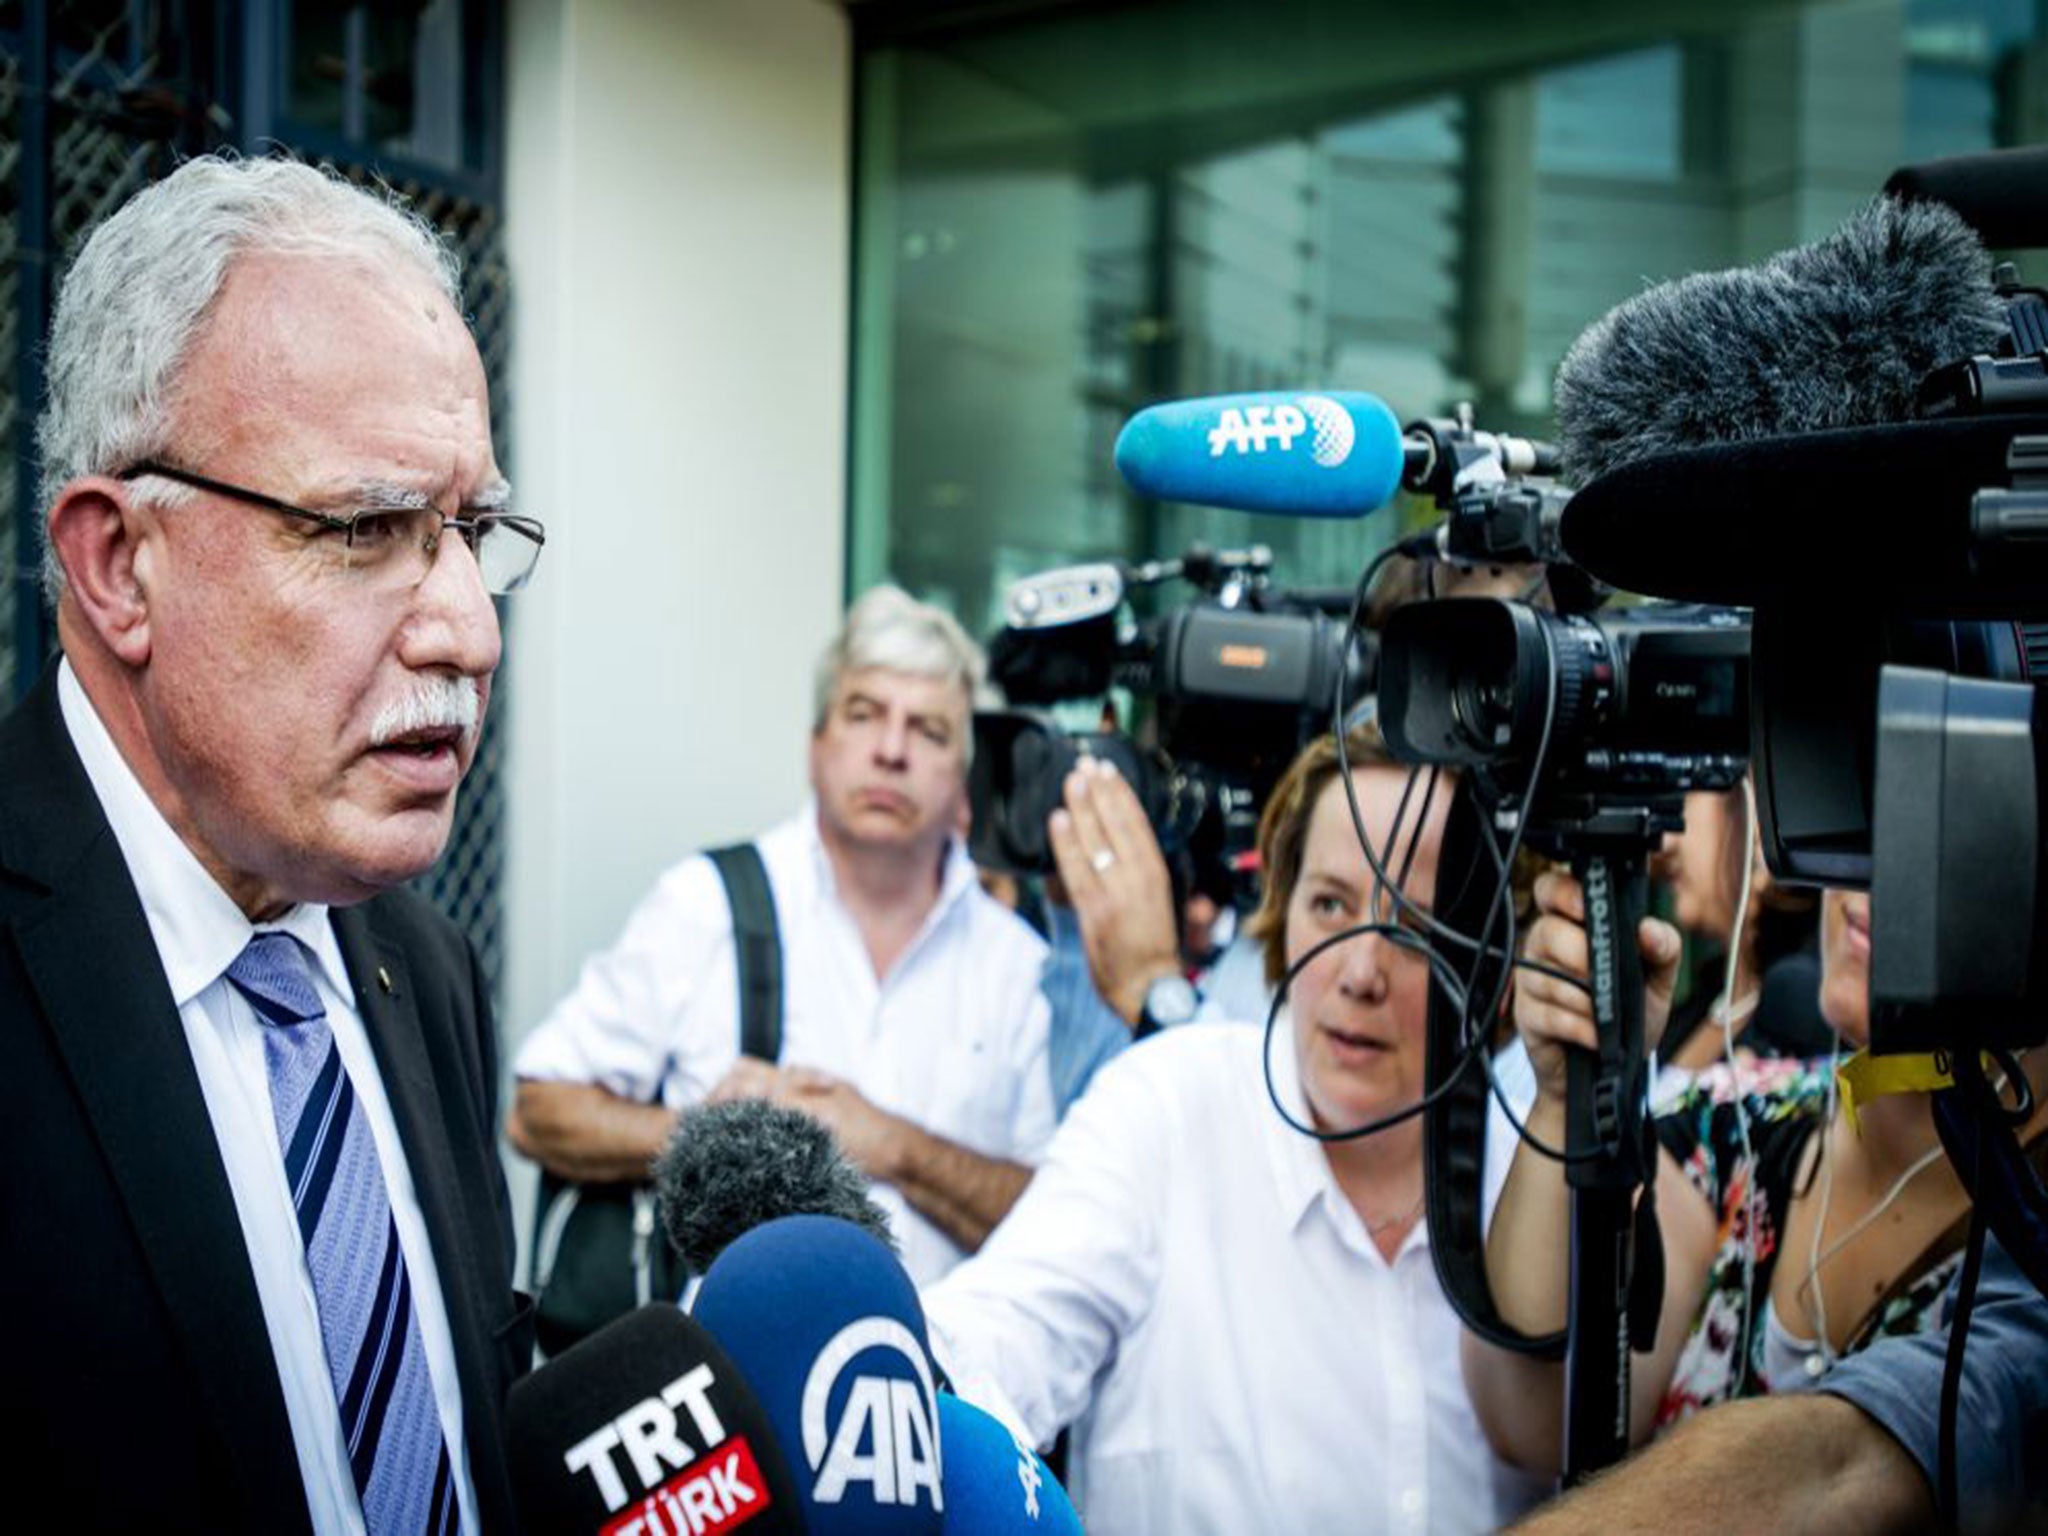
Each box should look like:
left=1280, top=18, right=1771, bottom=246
left=1113, top=389, right=1408, bottom=516
left=935, top=1394, right=1082, bottom=1535
left=694, top=1216, right=945, bottom=1534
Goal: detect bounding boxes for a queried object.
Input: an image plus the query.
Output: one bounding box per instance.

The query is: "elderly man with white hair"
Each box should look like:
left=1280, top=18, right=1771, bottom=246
left=511, top=585, right=1055, bottom=1287
left=2, top=154, right=540, bottom=1531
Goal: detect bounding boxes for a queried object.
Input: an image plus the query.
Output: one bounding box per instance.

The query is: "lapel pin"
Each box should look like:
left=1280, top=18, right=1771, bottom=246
left=377, top=966, right=395, bottom=995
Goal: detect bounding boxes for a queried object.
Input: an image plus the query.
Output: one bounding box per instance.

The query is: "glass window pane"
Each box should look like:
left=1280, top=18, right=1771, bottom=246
left=288, top=1, right=347, bottom=137
left=853, top=0, right=2048, bottom=645
left=288, top=0, right=471, bottom=170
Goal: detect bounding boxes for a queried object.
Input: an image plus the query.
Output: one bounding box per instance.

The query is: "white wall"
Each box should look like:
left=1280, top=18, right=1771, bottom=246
left=502, top=0, right=851, bottom=1062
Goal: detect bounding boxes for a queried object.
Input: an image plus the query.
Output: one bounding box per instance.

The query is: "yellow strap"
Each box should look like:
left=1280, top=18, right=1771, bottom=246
left=1836, top=1049, right=1956, bottom=1136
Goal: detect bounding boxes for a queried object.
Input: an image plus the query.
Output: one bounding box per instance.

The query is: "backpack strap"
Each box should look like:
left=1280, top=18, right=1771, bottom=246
left=707, top=842, right=784, bottom=1062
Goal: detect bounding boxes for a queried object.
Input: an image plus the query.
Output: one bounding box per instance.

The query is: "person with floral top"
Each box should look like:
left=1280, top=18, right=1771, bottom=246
left=1461, top=879, right=2047, bottom=1477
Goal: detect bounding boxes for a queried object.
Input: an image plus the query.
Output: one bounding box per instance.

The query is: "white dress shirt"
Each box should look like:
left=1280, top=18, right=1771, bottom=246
left=923, top=1023, right=1547, bottom=1536
left=58, top=661, right=478, bottom=1536
left=515, top=806, right=1056, bottom=1284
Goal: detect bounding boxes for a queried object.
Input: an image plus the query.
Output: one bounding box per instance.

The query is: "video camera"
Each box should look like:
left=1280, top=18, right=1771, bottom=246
left=1384, top=181, right=2048, bottom=1051
left=1097, top=382, right=1759, bottom=1481
left=1379, top=599, right=1749, bottom=835
left=968, top=543, right=1368, bottom=887
left=1367, top=493, right=1757, bottom=1490
left=1160, top=149, right=2048, bottom=1501
left=1561, top=261, right=2048, bottom=1055
left=1538, top=152, right=2048, bottom=1434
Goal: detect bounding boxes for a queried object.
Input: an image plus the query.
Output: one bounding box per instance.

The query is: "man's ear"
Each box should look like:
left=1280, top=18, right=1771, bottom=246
left=47, top=478, right=155, bottom=666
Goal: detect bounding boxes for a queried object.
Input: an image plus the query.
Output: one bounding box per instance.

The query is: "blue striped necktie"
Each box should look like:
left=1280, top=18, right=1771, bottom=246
left=226, top=932, right=458, bottom=1536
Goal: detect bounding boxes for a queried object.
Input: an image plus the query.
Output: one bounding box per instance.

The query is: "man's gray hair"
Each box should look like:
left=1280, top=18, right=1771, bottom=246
left=35, top=153, right=463, bottom=604
left=813, top=584, right=985, bottom=732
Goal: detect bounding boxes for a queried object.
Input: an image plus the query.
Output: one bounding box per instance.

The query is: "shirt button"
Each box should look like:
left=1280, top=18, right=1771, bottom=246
left=1400, top=1487, right=1424, bottom=1516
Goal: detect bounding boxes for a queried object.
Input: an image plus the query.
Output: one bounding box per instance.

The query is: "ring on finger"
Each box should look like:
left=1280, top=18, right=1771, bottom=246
left=1091, top=848, right=1116, bottom=874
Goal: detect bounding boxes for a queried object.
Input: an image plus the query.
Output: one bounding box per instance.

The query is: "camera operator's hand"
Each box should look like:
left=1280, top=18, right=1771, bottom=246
left=1514, top=869, right=1683, bottom=1104
left=1473, top=869, right=1701, bottom=1474
left=1048, top=756, right=1182, bottom=1030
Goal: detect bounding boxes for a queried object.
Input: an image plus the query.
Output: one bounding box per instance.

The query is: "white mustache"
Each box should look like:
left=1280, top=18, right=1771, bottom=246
left=370, top=675, right=480, bottom=746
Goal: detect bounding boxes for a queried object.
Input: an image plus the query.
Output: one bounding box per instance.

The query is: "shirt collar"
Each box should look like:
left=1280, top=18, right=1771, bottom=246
left=1258, top=1007, right=1431, bottom=1261
left=57, top=658, right=347, bottom=1008
left=799, top=797, right=979, bottom=929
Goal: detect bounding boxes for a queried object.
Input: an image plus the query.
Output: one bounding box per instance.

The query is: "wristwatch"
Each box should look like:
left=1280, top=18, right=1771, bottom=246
left=1135, top=972, right=1200, bottom=1038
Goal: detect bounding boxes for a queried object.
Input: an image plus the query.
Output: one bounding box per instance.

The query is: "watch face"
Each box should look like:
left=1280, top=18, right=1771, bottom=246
left=1145, top=974, right=1200, bottom=1027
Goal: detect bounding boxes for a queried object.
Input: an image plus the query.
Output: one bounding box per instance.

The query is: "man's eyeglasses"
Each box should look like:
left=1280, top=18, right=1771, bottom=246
left=119, top=461, right=546, bottom=595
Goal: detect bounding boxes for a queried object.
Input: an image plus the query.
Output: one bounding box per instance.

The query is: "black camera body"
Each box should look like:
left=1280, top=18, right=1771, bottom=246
left=968, top=716, right=1181, bottom=879
left=1743, top=606, right=2043, bottom=887
left=970, top=551, right=1368, bottom=880
left=1561, top=415, right=2048, bottom=1060
left=1142, top=602, right=1359, bottom=792
left=1377, top=597, right=1750, bottom=825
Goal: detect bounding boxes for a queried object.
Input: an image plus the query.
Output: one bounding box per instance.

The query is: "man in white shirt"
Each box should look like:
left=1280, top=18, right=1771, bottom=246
left=510, top=586, right=1056, bottom=1284
left=2, top=157, right=539, bottom=1532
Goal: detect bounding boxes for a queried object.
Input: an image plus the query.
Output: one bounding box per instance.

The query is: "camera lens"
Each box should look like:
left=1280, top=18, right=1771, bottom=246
left=1451, top=670, right=1514, bottom=753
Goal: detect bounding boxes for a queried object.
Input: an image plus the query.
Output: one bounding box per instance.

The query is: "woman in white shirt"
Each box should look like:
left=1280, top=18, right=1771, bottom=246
left=924, top=726, right=1542, bottom=1535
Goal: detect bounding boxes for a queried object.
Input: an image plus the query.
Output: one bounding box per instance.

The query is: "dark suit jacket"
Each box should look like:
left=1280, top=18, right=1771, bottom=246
left=0, top=667, right=532, bottom=1532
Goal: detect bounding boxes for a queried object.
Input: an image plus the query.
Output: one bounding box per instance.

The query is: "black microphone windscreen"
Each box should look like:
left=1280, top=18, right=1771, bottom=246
left=1558, top=412, right=2048, bottom=610
left=1554, top=196, right=2006, bottom=487
left=1886, top=147, right=2048, bottom=252
left=507, top=1304, right=805, bottom=1535
left=654, top=1097, right=896, bottom=1276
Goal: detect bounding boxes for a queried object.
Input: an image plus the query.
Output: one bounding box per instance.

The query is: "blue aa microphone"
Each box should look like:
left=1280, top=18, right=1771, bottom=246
left=693, top=1216, right=945, bottom=1534
left=1113, top=389, right=1408, bottom=516
left=935, top=1394, right=1082, bottom=1535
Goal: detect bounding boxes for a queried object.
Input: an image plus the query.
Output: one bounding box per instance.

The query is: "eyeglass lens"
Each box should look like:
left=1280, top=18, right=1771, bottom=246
left=341, top=508, right=539, bottom=595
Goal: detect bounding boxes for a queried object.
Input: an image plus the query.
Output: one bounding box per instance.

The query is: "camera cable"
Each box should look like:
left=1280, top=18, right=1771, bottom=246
left=1311, top=567, right=1607, bottom=1161
left=1258, top=917, right=1483, bottom=1144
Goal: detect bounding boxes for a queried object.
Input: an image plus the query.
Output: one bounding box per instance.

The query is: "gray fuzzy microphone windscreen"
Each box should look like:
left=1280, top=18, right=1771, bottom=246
left=654, top=1096, right=897, bottom=1276
left=1554, top=196, right=2008, bottom=487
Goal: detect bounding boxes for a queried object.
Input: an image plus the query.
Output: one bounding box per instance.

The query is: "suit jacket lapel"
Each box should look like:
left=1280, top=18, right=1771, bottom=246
left=0, top=671, right=311, bottom=1532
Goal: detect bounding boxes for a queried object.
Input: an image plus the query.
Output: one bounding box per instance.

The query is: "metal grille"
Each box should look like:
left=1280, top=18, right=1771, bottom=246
left=2, top=6, right=172, bottom=707
left=0, top=44, right=18, bottom=706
